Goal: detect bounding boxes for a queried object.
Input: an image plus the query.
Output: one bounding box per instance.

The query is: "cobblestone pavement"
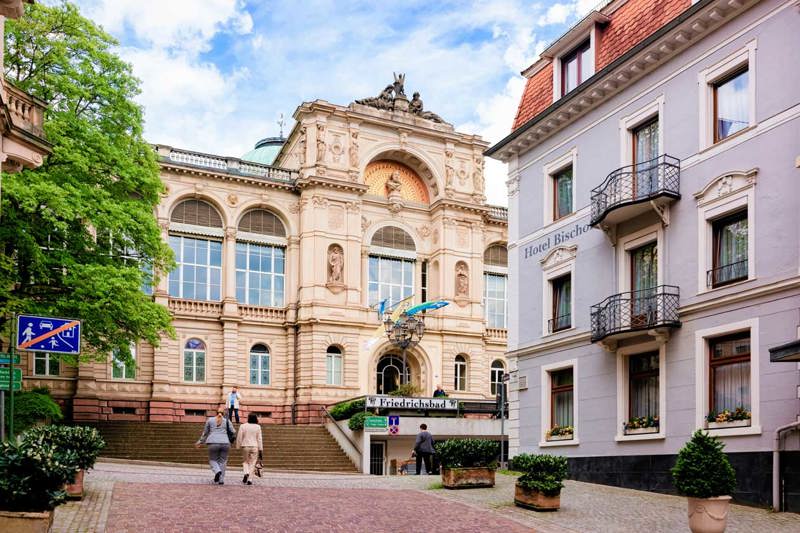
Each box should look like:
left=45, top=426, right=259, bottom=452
left=52, top=462, right=800, bottom=532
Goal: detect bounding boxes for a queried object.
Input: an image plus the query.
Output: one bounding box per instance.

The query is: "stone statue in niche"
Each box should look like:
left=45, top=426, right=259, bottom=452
left=444, top=149, right=455, bottom=188
left=473, top=155, right=485, bottom=193
left=386, top=171, right=402, bottom=195
left=455, top=262, right=469, bottom=297
left=328, top=245, right=344, bottom=284
left=316, top=123, right=326, bottom=163
left=298, top=126, right=307, bottom=165
left=349, top=131, right=359, bottom=167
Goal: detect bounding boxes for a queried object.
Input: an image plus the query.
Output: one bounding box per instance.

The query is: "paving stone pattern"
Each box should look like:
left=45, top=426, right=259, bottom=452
left=51, top=462, right=800, bottom=532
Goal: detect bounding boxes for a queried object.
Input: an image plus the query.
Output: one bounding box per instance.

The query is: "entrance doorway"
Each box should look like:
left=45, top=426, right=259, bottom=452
left=376, top=355, right=410, bottom=394
left=369, top=441, right=385, bottom=475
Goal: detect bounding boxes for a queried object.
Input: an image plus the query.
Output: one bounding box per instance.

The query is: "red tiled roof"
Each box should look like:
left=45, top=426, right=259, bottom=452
left=512, top=0, right=690, bottom=130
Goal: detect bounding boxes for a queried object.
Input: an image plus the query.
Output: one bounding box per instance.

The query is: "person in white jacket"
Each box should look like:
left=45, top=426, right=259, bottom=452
left=227, top=386, right=242, bottom=423
left=235, top=413, right=264, bottom=485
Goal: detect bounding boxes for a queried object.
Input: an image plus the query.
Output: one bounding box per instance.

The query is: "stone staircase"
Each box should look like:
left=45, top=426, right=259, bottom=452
left=89, top=421, right=358, bottom=473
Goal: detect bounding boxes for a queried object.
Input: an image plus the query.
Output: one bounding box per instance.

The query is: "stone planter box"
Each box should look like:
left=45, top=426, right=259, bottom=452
left=0, top=510, right=54, bottom=533
left=546, top=434, right=573, bottom=442
left=624, top=427, right=659, bottom=435
left=707, top=420, right=750, bottom=430
left=65, top=468, right=85, bottom=499
left=441, top=467, right=496, bottom=489
left=514, top=484, right=560, bottom=511
left=687, top=495, right=731, bottom=533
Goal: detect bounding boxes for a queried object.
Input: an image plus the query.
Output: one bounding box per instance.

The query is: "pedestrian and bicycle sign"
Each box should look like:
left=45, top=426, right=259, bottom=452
left=16, top=315, right=81, bottom=355
left=0, top=353, right=20, bottom=365
left=0, top=367, right=22, bottom=391
left=364, top=416, right=388, bottom=432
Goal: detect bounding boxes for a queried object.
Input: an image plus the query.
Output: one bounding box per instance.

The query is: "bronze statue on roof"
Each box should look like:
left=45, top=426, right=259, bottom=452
left=354, top=74, right=447, bottom=124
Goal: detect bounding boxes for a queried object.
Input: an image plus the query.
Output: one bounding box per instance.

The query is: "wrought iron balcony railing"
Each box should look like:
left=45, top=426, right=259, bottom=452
left=590, top=285, right=680, bottom=343
left=548, top=314, right=572, bottom=333
left=590, top=155, right=680, bottom=226
left=707, top=259, right=748, bottom=288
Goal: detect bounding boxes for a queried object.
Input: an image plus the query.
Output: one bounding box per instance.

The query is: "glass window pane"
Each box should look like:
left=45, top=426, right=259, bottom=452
left=715, top=69, right=749, bottom=141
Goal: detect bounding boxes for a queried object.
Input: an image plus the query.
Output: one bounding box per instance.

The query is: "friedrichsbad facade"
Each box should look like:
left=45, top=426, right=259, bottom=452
left=22, top=78, right=509, bottom=425
left=487, top=0, right=800, bottom=510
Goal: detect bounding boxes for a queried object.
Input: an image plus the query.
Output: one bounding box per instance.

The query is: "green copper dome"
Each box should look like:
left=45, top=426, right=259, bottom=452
left=241, top=136, right=285, bottom=165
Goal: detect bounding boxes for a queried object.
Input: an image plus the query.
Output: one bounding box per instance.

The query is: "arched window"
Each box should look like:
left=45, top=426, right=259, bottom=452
left=168, top=200, right=223, bottom=301
left=484, top=244, right=508, bottom=329
left=368, top=227, right=415, bottom=306
left=376, top=355, right=410, bottom=395
left=236, top=209, right=286, bottom=307
left=454, top=354, right=468, bottom=392
left=326, top=346, right=343, bottom=386
left=490, top=360, right=505, bottom=396
left=183, top=339, right=206, bottom=382
left=249, top=344, right=270, bottom=385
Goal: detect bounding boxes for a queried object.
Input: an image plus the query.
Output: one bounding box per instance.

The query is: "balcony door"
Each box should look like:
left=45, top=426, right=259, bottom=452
left=632, top=119, right=659, bottom=200
left=630, top=242, right=657, bottom=328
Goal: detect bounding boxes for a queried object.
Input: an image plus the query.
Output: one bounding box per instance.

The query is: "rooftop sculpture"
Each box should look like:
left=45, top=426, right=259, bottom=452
left=355, top=73, right=446, bottom=124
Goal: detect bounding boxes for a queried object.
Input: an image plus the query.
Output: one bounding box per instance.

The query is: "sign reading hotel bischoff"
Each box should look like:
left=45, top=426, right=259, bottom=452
left=366, top=396, right=459, bottom=410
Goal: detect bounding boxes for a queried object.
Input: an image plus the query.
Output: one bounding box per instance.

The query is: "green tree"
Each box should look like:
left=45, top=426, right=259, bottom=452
left=0, top=2, right=173, bottom=363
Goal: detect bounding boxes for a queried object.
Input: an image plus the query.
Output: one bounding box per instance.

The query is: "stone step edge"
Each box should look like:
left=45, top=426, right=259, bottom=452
left=97, top=457, right=359, bottom=473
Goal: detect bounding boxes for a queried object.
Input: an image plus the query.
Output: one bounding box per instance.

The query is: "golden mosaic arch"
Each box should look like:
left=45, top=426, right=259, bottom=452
left=364, top=160, right=430, bottom=204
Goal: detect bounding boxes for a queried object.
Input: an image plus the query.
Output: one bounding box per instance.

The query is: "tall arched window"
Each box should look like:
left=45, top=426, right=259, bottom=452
left=454, top=354, right=468, bottom=392
left=376, top=355, right=410, bottom=394
left=249, top=344, right=270, bottom=385
left=491, top=360, right=505, bottom=396
left=368, top=226, right=415, bottom=306
left=168, top=200, right=223, bottom=301
left=236, top=209, right=286, bottom=307
left=326, top=346, right=343, bottom=386
left=183, top=338, right=206, bottom=382
left=483, top=244, right=508, bottom=328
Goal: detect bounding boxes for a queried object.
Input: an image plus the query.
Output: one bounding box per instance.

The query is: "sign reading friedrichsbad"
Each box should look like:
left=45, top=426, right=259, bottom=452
left=366, top=396, right=459, bottom=410
left=16, top=315, right=82, bottom=354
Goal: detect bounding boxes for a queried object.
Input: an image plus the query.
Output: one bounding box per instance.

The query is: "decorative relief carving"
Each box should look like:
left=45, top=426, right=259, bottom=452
left=444, top=149, right=455, bottom=189
left=315, top=123, right=326, bottom=164
left=456, top=225, right=468, bottom=247
left=361, top=216, right=370, bottom=232
left=193, top=183, right=206, bottom=194
left=225, top=227, right=237, bottom=239
left=312, top=195, right=329, bottom=208
left=398, top=130, right=408, bottom=149
left=226, top=193, right=238, bottom=207
left=457, top=159, right=468, bottom=187
left=418, top=225, right=432, bottom=239
left=349, top=131, right=359, bottom=167
left=694, top=168, right=758, bottom=206
left=540, top=245, right=578, bottom=270
left=432, top=228, right=440, bottom=245
left=473, top=155, right=484, bottom=193
left=330, top=134, right=344, bottom=164
left=158, top=218, right=170, bottom=231
left=455, top=261, right=469, bottom=299
left=328, top=205, right=344, bottom=230
left=364, top=160, right=429, bottom=204
left=288, top=201, right=301, bottom=214
left=345, top=201, right=360, bottom=213
left=327, top=244, right=345, bottom=291
left=298, top=126, right=307, bottom=166
left=507, top=175, right=520, bottom=196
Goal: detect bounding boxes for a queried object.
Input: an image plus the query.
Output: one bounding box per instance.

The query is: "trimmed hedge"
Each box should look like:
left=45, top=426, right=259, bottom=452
left=672, top=430, right=736, bottom=498
left=348, top=411, right=370, bottom=431
left=514, top=454, right=568, bottom=496
left=24, top=425, right=106, bottom=470
left=329, top=399, right=365, bottom=421
left=434, top=438, right=499, bottom=469
left=3, top=387, right=62, bottom=434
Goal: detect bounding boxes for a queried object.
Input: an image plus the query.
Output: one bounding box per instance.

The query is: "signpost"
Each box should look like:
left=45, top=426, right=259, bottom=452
left=0, top=368, right=22, bottom=391
left=364, top=416, right=389, bottom=432
left=0, top=353, right=20, bottom=365
left=16, top=315, right=82, bottom=355
left=388, top=415, right=400, bottom=435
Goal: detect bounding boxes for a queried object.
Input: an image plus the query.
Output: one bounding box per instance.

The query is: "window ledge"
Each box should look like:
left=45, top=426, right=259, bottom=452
left=698, top=276, right=755, bottom=296
left=702, top=424, right=761, bottom=437
left=615, top=432, right=665, bottom=442
left=700, top=125, right=755, bottom=154
left=539, top=438, right=580, bottom=448
left=542, top=326, right=577, bottom=338
left=28, top=375, right=75, bottom=381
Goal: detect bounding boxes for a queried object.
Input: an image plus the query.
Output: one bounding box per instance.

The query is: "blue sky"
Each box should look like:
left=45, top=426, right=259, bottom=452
left=66, top=0, right=598, bottom=205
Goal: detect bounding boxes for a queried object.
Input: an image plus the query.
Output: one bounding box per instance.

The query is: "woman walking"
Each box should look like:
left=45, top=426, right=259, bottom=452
left=235, top=413, right=263, bottom=485
left=195, top=409, right=235, bottom=485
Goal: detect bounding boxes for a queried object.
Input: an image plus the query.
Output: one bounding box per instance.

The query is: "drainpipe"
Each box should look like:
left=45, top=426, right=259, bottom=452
left=773, top=421, right=800, bottom=511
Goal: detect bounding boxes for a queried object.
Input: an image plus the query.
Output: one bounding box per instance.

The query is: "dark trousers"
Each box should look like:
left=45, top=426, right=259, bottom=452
left=416, top=452, right=432, bottom=475
left=228, top=406, right=239, bottom=423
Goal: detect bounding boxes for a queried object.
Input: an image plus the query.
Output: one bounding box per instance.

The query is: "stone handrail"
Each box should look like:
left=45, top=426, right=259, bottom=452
left=485, top=327, right=508, bottom=340
left=160, top=145, right=298, bottom=184
left=168, top=298, right=222, bottom=317
left=487, top=205, right=508, bottom=221
left=239, top=305, right=287, bottom=322
left=5, top=82, right=45, bottom=138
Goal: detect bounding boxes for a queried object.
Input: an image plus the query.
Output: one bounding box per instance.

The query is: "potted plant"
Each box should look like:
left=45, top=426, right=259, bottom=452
left=546, top=424, right=574, bottom=441
left=706, top=407, right=750, bottom=430
left=512, top=453, right=569, bottom=511
left=671, top=430, right=736, bottom=533
left=0, top=433, right=79, bottom=532
left=24, top=425, right=106, bottom=499
left=435, top=438, right=499, bottom=489
left=388, top=383, right=421, bottom=397
left=624, top=416, right=659, bottom=435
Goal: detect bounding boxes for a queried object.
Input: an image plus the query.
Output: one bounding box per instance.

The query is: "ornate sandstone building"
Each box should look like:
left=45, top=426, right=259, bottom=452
left=29, top=77, right=508, bottom=424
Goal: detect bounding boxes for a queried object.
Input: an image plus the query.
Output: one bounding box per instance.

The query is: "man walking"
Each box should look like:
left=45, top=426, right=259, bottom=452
left=413, top=423, right=435, bottom=475
left=227, top=386, right=242, bottom=423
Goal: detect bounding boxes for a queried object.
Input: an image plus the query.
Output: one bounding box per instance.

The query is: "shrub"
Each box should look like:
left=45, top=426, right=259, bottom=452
left=515, top=454, right=569, bottom=496
left=348, top=411, right=371, bottom=431
left=0, top=433, right=78, bottom=512
left=671, top=430, right=736, bottom=498
left=509, top=453, right=536, bottom=473
left=328, top=398, right=366, bottom=421
left=3, top=387, right=63, bottom=434
left=434, top=438, right=499, bottom=469
left=388, top=383, right=421, bottom=397
left=24, top=425, right=106, bottom=470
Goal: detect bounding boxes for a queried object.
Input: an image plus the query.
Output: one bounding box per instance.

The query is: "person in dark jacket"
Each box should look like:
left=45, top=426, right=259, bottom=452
left=413, top=423, right=435, bottom=475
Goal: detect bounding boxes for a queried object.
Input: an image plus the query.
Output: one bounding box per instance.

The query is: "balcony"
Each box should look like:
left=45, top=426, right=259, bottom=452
left=590, top=155, right=680, bottom=227
left=1, top=82, right=51, bottom=169
left=157, top=146, right=298, bottom=184
left=590, top=285, right=680, bottom=345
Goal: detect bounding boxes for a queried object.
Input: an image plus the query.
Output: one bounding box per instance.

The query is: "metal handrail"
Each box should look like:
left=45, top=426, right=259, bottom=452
left=320, top=406, right=361, bottom=453
left=548, top=314, right=572, bottom=333
left=706, top=259, right=748, bottom=287
left=590, top=154, right=680, bottom=226
left=590, top=284, right=680, bottom=342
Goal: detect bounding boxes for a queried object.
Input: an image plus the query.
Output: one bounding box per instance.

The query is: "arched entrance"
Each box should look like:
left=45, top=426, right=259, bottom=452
left=376, top=354, right=410, bottom=394
left=373, top=347, right=429, bottom=395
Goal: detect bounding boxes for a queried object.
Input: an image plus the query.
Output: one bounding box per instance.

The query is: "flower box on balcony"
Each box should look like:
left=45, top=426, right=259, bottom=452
left=546, top=434, right=574, bottom=442
left=624, top=426, right=659, bottom=436
left=707, top=420, right=750, bottom=430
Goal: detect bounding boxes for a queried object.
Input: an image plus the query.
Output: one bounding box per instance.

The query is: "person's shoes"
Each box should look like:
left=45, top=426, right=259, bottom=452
left=218, top=481, right=224, bottom=485
left=214, top=472, right=221, bottom=483
left=246, top=480, right=253, bottom=485
left=243, top=474, right=249, bottom=484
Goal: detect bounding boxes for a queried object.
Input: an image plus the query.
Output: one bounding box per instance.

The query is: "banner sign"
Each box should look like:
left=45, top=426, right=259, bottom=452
left=365, top=396, right=459, bottom=410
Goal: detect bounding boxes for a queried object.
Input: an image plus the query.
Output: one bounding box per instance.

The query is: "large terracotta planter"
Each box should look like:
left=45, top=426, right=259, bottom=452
left=65, top=469, right=85, bottom=499
left=514, top=483, right=560, bottom=511
left=0, top=510, right=54, bottom=533
left=687, top=495, right=731, bottom=533
left=441, top=467, right=496, bottom=489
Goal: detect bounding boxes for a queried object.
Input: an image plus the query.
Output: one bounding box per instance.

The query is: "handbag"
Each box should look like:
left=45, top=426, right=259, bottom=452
left=254, top=451, right=263, bottom=478
left=226, top=420, right=236, bottom=444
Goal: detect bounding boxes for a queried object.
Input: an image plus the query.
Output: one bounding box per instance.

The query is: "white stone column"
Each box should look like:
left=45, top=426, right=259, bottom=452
left=222, top=227, right=237, bottom=308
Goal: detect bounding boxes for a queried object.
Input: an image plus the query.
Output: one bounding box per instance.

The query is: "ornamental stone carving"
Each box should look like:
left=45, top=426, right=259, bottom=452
left=298, top=126, right=307, bottom=165
left=455, top=261, right=469, bottom=299
left=327, top=244, right=344, bottom=285
left=353, top=74, right=448, bottom=124
left=540, top=245, right=577, bottom=270
left=694, top=168, right=758, bottom=207
left=349, top=131, right=359, bottom=167
left=444, top=149, right=455, bottom=189
left=473, top=155, right=485, bottom=193
left=316, top=123, right=326, bottom=164
left=226, top=193, right=238, bottom=207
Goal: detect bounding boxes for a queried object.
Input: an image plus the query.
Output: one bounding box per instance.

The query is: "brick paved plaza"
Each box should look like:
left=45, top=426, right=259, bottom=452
left=52, top=461, right=800, bottom=532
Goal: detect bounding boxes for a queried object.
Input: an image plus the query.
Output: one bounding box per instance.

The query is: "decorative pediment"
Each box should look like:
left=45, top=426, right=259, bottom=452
left=694, top=168, right=757, bottom=206
left=539, top=244, right=577, bottom=270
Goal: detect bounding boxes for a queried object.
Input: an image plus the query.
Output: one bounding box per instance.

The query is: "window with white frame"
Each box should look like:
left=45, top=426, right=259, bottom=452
left=698, top=42, right=756, bottom=149
left=34, top=352, right=60, bottom=376
left=540, top=359, right=578, bottom=446
left=454, top=354, right=467, bottom=392
left=236, top=209, right=287, bottom=307
left=483, top=244, right=508, bottom=329
left=616, top=344, right=666, bottom=440
left=543, top=150, right=577, bottom=224
left=168, top=235, right=223, bottom=301
left=112, top=344, right=136, bottom=380
left=550, top=274, right=572, bottom=333
left=540, top=245, right=576, bottom=336
left=490, top=360, right=505, bottom=396
left=326, top=346, right=343, bottom=386
left=249, top=344, right=270, bottom=385
left=709, top=210, right=748, bottom=288
left=368, top=227, right=415, bottom=306
left=694, top=319, right=760, bottom=436
left=561, top=40, right=592, bottom=96
left=183, top=338, right=206, bottom=383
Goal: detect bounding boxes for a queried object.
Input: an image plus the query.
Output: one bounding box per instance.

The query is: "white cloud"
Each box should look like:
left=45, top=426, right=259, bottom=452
left=539, top=3, right=573, bottom=26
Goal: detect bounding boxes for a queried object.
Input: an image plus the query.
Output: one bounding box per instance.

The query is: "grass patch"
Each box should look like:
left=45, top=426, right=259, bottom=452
left=497, top=469, right=523, bottom=476
left=427, top=482, right=444, bottom=490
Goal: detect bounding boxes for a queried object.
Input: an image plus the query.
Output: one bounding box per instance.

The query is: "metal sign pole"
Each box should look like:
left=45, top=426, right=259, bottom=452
left=9, top=313, right=15, bottom=440
left=500, top=379, right=506, bottom=467
left=1, top=390, right=5, bottom=442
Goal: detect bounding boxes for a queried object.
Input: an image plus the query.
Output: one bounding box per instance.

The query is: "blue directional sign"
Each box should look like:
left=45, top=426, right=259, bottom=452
left=388, top=415, right=400, bottom=426
left=16, top=315, right=81, bottom=355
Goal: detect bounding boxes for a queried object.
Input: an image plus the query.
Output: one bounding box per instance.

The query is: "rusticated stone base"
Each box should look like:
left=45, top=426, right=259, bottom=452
left=514, top=483, right=560, bottom=511
left=0, top=510, right=54, bottom=533
left=441, top=467, right=496, bottom=489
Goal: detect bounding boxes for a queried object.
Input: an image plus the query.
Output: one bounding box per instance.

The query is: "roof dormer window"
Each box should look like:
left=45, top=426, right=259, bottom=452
left=561, top=40, right=593, bottom=96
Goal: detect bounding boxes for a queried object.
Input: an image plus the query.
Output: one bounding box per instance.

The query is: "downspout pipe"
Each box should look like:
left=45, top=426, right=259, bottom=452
left=773, top=421, right=800, bottom=511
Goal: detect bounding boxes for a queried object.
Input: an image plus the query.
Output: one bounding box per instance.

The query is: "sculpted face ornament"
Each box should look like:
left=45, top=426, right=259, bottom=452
left=354, top=74, right=447, bottom=124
